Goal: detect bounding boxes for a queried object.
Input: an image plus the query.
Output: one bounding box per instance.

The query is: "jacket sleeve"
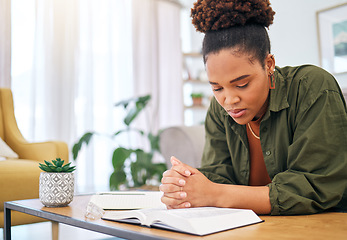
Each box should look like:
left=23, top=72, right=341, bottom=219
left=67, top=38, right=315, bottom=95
left=198, top=98, right=236, bottom=184
left=269, top=72, right=347, bottom=215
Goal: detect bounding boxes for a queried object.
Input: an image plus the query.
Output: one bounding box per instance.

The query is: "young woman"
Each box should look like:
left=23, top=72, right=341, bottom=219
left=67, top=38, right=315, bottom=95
left=160, top=0, right=347, bottom=215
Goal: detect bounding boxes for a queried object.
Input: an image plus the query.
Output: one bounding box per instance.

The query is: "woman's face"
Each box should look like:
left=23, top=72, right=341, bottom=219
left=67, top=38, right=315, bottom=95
left=206, top=49, right=275, bottom=125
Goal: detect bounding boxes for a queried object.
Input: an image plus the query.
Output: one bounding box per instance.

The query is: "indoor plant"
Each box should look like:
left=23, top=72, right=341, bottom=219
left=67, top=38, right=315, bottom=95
left=72, top=94, right=167, bottom=190
left=39, top=158, right=75, bottom=207
left=190, top=92, right=204, bottom=106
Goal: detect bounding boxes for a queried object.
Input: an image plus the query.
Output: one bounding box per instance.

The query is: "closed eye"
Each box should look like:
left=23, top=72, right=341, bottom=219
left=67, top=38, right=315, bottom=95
left=212, top=87, right=223, bottom=92
left=237, top=83, right=249, bottom=89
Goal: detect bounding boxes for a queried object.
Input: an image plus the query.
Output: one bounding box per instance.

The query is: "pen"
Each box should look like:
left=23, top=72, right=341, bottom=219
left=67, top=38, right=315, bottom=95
left=99, top=193, right=146, bottom=195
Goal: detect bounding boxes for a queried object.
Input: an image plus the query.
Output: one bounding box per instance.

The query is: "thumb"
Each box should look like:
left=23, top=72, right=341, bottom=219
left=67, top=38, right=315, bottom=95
left=170, top=156, right=182, bottom=166
left=170, top=156, right=198, bottom=175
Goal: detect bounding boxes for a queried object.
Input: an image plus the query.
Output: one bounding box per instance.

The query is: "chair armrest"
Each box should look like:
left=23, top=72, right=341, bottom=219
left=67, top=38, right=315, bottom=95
left=5, top=124, right=69, bottom=162
left=0, top=88, right=69, bottom=162
left=11, top=139, right=69, bottom=163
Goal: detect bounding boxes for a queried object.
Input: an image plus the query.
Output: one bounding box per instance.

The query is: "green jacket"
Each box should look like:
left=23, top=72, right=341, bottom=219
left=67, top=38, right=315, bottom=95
left=199, top=65, right=347, bottom=215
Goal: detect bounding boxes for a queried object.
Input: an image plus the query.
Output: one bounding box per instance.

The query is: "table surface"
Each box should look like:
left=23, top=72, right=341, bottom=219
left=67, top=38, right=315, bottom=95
left=5, top=195, right=347, bottom=240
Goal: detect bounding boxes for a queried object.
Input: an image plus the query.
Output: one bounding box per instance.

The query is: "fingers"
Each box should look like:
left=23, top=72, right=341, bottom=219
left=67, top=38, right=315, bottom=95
left=163, top=191, right=187, bottom=199
left=160, top=156, right=196, bottom=209
left=170, top=165, right=192, bottom=177
left=168, top=202, right=191, bottom=209
left=161, top=193, right=191, bottom=209
left=170, top=156, right=196, bottom=177
left=160, top=174, right=189, bottom=209
left=161, top=176, right=186, bottom=186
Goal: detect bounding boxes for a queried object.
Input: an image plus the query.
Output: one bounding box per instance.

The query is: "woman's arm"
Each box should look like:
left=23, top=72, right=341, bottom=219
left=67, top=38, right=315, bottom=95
left=160, top=157, right=271, bottom=214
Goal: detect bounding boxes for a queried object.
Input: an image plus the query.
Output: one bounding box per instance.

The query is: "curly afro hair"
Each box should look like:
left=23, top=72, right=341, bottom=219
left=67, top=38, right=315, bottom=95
left=191, top=0, right=275, bottom=33
left=191, top=1, right=275, bottom=68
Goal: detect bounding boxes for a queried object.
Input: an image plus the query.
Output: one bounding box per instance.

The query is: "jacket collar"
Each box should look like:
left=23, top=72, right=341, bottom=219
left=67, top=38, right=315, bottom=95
left=262, top=66, right=290, bottom=121
left=269, top=67, right=290, bottom=112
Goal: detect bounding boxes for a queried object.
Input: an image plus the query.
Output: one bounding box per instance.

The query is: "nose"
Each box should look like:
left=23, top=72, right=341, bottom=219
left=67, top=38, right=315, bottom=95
left=224, top=92, right=240, bottom=105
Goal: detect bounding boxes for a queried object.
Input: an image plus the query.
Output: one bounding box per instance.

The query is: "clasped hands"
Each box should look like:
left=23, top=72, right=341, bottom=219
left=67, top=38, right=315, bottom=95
left=160, top=156, right=215, bottom=209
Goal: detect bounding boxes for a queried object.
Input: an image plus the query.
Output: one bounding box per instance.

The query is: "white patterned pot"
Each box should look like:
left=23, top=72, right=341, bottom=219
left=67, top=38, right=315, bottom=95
left=39, top=172, right=74, bottom=207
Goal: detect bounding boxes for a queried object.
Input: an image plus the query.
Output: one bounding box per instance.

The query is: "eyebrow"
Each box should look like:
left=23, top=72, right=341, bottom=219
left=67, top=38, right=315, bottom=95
left=209, top=74, right=250, bottom=85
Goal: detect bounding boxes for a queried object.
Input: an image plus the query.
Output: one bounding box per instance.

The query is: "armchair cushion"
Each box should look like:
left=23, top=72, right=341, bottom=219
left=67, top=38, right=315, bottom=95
left=0, top=137, right=18, bottom=159
left=0, top=159, right=41, bottom=212
left=0, top=159, right=46, bottom=227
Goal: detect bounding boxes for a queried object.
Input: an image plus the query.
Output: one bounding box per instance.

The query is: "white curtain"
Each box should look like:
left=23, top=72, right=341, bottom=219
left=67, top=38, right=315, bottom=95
left=132, top=0, right=183, bottom=134
left=0, top=0, right=11, bottom=87
left=74, top=0, right=134, bottom=192
left=10, top=0, right=183, bottom=192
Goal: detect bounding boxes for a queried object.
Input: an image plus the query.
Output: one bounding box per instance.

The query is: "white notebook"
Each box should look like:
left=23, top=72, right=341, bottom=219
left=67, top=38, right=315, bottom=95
left=89, top=191, right=166, bottom=210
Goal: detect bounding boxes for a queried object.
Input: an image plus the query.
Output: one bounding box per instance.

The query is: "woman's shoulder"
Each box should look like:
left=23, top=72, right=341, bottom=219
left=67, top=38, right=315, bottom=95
left=277, top=65, right=342, bottom=97
left=277, top=65, right=337, bottom=89
left=276, top=65, right=343, bottom=110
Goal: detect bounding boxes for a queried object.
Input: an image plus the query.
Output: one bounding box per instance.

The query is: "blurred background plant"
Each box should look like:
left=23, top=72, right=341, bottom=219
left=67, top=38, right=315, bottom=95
left=72, top=94, right=167, bottom=190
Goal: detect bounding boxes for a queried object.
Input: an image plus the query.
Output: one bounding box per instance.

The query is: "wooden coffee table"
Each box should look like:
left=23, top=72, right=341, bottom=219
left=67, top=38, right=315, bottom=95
left=4, top=195, right=347, bottom=240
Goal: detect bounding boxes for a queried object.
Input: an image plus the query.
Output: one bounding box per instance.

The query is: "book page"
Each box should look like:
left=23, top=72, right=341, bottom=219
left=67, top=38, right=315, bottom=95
left=102, top=209, right=148, bottom=225
left=148, top=207, right=263, bottom=236
left=102, top=207, right=263, bottom=236
left=90, top=191, right=166, bottom=210
left=163, top=207, right=241, bottom=218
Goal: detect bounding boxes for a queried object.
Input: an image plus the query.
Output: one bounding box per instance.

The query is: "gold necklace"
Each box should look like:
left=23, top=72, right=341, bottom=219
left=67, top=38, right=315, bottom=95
left=247, top=122, right=260, bottom=140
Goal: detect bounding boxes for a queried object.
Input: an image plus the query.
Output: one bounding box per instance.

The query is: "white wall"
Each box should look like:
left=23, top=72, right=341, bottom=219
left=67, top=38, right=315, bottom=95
left=269, top=0, right=347, bottom=89
left=182, top=0, right=347, bottom=89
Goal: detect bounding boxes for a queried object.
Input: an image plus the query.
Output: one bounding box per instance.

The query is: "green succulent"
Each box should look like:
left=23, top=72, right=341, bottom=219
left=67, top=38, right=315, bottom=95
left=39, top=158, right=76, bottom=173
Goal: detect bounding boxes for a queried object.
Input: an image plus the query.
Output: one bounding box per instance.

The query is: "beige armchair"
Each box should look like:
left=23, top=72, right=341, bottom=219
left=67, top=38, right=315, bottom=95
left=0, top=88, right=69, bottom=228
left=160, top=125, right=205, bottom=168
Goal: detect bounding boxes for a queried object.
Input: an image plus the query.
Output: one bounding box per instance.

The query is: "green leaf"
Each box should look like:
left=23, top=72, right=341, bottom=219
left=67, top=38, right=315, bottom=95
left=39, top=164, right=53, bottom=172
left=130, top=150, right=154, bottom=187
left=134, top=149, right=152, bottom=165
left=61, top=163, right=74, bottom=172
left=130, top=161, right=142, bottom=187
left=123, top=107, right=141, bottom=126
left=133, top=128, right=145, bottom=136
left=109, top=170, right=127, bottom=190
left=113, top=129, right=126, bottom=137
left=55, top=158, right=64, bottom=167
left=148, top=133, right=160, bottom=152
left=117, top=94, right=151, bottom=126
left=44, top=160, right=54, bottom=166
left=114, top=99, right=130, bottom=108
left=72, top=132, right=95, bottom=160
left=65, top=166, right=76, bottom=173
left=114, top=94, right=151, bottom=109
left=112, top=147, right=132, bottom=169
left=151, top=163, right=167, bottom=176
left=62, top=162, right=72, bottom=168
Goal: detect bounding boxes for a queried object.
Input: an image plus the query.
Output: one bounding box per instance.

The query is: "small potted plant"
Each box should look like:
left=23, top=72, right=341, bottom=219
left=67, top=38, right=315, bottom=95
left=39, top=158, right=76, bottom=207
left=190, top=92, right=204, bottom=106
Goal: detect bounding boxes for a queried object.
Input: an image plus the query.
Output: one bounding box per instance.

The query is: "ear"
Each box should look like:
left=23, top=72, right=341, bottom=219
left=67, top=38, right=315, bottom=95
left=265, top=54, right=276, bottom=75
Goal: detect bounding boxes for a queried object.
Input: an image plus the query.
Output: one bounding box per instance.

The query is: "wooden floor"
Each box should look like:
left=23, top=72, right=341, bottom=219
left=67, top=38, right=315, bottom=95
left=0, top=221, right=124, bottom=240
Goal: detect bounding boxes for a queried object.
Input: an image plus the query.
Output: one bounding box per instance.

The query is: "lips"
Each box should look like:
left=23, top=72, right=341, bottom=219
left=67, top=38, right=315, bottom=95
left=227, top=109, right=246, bottom=118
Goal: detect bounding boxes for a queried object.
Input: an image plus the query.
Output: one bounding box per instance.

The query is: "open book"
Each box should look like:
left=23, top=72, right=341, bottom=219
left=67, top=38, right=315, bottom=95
left=102, top=207, right=263, bottom=236
left=89, top=191, right=166, bottom=210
